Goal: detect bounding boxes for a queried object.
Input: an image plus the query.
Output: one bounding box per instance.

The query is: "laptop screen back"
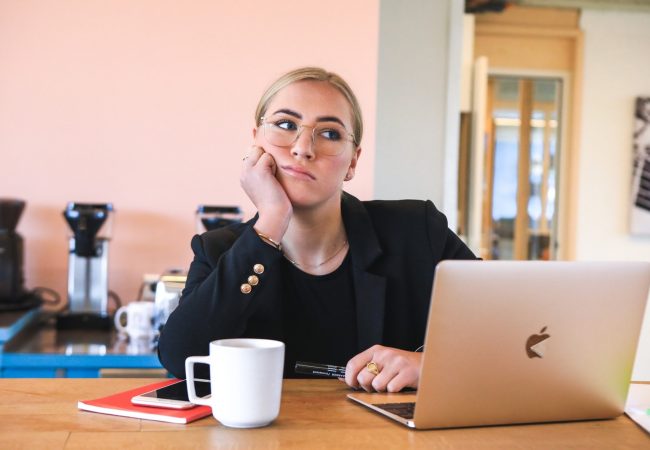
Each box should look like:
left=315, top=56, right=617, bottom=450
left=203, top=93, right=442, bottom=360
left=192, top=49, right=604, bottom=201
left=414, top=261, right=650, bottom=429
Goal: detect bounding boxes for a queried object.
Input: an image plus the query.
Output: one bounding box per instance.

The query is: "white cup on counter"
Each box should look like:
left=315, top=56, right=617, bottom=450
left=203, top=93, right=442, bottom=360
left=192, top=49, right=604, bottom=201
left=185, top=338, right=285, bottom=428
left=114, top=301, right=156, bottom=340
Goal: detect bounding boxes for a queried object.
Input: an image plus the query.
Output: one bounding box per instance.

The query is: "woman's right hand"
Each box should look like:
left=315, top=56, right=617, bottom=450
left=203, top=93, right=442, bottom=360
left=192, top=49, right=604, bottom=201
left=240, top=145, right=292, bottom=242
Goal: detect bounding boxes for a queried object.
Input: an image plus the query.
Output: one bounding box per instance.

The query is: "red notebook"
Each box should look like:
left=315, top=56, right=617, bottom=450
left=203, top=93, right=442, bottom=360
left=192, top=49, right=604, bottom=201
left=78, top=379, right=212, bottom=424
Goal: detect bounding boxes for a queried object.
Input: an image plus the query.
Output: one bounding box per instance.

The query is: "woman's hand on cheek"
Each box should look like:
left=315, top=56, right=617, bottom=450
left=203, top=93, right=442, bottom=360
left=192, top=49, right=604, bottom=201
left=344, top=345, right=422, bottom=393
left=240, top=145, right=292, bottom=241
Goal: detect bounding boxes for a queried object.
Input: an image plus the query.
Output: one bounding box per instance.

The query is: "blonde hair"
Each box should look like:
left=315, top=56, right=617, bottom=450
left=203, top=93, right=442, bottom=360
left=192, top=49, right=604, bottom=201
left=254, top=67, right=363, bottom=145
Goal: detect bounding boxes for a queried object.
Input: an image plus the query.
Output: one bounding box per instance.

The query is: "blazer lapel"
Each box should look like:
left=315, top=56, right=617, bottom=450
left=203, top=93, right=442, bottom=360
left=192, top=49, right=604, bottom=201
left=341, top=192, right=387, bottom=352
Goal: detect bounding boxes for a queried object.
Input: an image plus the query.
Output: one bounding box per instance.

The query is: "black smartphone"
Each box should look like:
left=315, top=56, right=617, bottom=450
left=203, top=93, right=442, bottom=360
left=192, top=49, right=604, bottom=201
left=131, top=379, right=211, bottom=410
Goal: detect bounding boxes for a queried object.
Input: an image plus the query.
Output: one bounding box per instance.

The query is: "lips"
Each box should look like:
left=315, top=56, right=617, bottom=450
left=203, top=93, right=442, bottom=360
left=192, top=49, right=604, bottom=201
left=280, top=165, right=316, bottom=180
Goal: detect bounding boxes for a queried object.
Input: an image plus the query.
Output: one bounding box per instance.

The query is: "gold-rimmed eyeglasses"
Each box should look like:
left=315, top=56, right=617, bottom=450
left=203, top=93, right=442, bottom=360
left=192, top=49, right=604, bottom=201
left=259, top=114, right=356, bottom=156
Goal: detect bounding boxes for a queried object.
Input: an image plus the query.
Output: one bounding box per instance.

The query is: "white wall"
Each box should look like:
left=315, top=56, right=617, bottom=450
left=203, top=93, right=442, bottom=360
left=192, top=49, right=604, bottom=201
left=578, top=10, right=650, bottom=380
left=374, top=0, right=463, bottom=228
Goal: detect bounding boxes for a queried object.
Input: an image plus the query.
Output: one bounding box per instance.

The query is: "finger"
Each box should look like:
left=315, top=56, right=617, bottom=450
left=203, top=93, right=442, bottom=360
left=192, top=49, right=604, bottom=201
left=345, top=353, right=367, bottom=388
left=257, top=152, right=277, bottom=172
left=371, top=363, right=400, bottom=393
left=243, top=145, right=264, bottom=165
left=345, top=346, right=377, bottom=388
left=386, top=369, right=418, bottom=393
left=356, top=368, right=377, bottom=392
left=356, top=355, right=386, bottom=392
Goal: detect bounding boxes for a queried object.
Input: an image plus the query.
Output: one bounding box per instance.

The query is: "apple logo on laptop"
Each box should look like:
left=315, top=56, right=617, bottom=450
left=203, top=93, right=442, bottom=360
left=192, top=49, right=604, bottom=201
left=526, top=326, right=550, bottom=358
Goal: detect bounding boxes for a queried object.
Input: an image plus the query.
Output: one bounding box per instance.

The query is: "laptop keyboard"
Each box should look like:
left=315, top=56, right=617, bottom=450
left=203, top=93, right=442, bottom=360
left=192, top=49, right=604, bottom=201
left=374, top=402, right=415, bottom=419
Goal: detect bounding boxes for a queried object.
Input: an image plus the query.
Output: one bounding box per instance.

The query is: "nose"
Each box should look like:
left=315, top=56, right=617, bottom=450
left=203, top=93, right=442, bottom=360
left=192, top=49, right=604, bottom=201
left=291, top=126, right=316, bottom=160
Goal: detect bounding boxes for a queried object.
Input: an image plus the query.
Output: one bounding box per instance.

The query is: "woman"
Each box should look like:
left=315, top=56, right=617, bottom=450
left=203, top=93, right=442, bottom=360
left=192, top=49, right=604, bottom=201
left=158, top=67, right=476, bottom=393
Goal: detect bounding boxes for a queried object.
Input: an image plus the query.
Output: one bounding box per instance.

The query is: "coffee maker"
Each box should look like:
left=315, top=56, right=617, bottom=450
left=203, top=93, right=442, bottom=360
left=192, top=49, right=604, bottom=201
left=0, top=198, right=32, bottom=310
left=196, top=205, right=242, bottom=233
left=148, top=205, right=242, bottom=336
left=57, top=202, right=114, bottom=329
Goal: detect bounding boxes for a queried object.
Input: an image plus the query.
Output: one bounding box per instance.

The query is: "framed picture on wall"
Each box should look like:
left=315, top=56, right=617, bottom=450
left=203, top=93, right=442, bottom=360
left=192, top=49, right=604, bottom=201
left=631, top=97, right=650, bottom=235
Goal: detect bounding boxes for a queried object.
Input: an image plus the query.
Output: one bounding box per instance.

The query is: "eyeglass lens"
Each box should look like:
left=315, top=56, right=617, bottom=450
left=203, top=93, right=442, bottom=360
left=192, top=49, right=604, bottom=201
left=263, top=116, right=352, bottom=156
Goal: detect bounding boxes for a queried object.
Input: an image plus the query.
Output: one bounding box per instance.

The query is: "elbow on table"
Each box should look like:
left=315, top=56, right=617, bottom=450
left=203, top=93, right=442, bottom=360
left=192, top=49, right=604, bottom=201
left=157, top=332, right=188, bottom=379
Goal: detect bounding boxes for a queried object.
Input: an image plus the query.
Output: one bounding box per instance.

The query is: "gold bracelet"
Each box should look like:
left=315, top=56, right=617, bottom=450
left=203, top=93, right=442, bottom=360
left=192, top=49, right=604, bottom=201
left=255, top=229, right=282, bottom=251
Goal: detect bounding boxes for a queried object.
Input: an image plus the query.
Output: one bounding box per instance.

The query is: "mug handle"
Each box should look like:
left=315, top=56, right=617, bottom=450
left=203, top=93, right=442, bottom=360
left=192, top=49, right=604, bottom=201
left=114, top=306, right=128, bottom=333
left=185, top=356, right=212, bottom=406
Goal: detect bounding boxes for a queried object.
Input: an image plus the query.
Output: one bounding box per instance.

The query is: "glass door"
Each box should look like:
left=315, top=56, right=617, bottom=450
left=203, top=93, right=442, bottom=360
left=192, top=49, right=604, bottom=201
left=483, top=76, right=562, bottom=260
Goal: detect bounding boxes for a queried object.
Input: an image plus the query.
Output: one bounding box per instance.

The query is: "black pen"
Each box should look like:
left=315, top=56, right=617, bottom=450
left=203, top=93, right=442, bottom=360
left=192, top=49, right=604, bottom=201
left=295, top=361, right=346, bottom=378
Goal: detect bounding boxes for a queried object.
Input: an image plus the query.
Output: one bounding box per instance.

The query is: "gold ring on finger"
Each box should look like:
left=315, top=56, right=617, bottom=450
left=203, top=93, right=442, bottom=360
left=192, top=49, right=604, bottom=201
left=366, top=361, right=380, bottom=376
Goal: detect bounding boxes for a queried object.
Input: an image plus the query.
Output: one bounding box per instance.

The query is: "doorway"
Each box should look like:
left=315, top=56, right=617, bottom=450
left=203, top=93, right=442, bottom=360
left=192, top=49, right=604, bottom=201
left=483, top=76, right=563, bottom=260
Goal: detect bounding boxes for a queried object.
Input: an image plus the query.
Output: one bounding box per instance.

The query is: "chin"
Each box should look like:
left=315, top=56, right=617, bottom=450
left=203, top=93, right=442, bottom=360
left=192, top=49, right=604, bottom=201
left=286, top=191, right=320, bottom=209
left=283, top=184, right=341, bottom=211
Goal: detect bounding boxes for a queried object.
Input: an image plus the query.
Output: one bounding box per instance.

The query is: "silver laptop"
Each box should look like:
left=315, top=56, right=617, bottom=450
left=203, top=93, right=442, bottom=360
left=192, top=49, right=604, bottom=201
left=348, top=260, right=650, bottom=429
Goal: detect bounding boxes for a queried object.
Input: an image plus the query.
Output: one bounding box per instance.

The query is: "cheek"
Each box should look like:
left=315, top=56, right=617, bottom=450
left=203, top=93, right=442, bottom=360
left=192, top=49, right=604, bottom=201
left=260, top=144, right=286, bottom=164
left=328, top=159, right=353, bottom=182
left=336, top=151, right=356, bottom=172
left=254, top=133, right=283, bottom=158
left=336, top=157, right=352, bottom=172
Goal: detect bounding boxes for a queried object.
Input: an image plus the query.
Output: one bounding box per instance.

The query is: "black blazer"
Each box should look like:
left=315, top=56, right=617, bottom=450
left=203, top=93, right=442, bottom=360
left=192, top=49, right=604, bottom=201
left=158, top=192, right=476, bottom=378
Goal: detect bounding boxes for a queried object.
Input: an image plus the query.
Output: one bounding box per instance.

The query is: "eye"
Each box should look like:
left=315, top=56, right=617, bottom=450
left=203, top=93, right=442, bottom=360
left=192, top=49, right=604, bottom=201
left=274, top=119, right=298, bottom=131
left=318, top=128, right=342, bottom=141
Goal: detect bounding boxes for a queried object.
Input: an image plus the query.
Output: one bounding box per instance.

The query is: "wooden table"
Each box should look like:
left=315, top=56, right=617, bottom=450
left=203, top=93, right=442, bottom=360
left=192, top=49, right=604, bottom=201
left=0, top=378, right=648, bottom=449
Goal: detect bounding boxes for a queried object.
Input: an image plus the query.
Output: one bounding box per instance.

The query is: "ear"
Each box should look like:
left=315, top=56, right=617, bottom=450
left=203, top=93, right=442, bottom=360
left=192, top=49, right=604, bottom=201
left=253, top=126, right=265, bottom=147
left=344, top=147, right=362, bottom=181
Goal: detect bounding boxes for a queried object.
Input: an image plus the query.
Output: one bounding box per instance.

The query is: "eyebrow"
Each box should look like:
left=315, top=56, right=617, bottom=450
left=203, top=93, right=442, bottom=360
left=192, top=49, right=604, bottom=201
left=270, top=108, right=348, bottom=129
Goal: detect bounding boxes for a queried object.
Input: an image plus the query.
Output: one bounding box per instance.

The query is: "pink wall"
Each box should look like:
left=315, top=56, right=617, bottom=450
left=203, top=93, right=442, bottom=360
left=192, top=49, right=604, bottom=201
left=0, top=1, right=379, bottom=306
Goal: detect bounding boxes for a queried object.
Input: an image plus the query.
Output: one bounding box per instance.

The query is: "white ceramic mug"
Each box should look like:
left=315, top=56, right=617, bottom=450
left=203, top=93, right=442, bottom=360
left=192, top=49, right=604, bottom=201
left=185, top=338, right=285, bottom=428
left=114, top=301, right=155, bottom=340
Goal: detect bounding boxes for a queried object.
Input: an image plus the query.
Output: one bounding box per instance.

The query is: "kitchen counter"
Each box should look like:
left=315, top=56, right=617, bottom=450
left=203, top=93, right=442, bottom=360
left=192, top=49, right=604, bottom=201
left=0, top=312, right=164, bottom=377
left=0, top=308, right=40, bottom=345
